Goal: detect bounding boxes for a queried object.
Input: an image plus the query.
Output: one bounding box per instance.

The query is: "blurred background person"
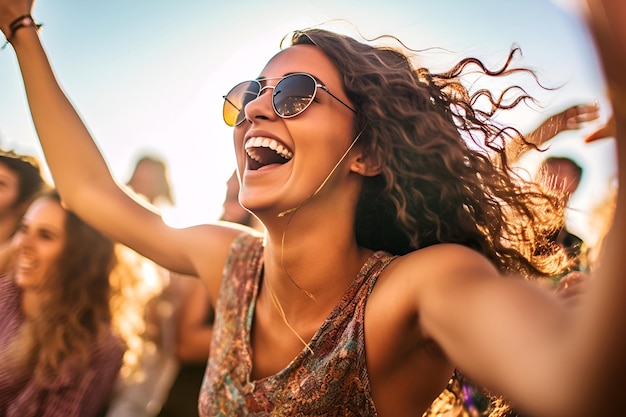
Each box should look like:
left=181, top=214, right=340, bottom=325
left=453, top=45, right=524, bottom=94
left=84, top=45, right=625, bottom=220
left=0, top=149, right=45, bottom=250
left=126, top=154, right=175, bottom=208
left=107, top=154, right=196, bottom=417
left=536, top=156, right=586, bottom=270
left=0, top=190, right=124, bottom=416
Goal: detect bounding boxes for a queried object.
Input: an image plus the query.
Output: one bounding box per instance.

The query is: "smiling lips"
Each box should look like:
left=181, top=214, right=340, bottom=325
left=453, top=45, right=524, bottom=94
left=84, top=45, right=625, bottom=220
left=245, top=137, right=293, bottom=170
left=17, top=254, right=38, bottom=270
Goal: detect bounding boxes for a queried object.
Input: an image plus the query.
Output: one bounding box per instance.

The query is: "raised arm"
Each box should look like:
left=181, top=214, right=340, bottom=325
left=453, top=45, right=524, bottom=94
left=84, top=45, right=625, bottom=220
left=0, top=4, right=242, bottom=284
left=506, top=103, right=600, bottom=163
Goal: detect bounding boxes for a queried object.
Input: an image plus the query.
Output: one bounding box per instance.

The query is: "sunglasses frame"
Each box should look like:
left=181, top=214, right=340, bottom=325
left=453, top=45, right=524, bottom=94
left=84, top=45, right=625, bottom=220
left=223, top=72, right=356, bottom=127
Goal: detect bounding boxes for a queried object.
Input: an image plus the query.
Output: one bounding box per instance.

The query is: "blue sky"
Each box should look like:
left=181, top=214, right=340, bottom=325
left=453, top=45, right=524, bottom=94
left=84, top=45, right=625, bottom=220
left=0, top=0, right=615, bottom=244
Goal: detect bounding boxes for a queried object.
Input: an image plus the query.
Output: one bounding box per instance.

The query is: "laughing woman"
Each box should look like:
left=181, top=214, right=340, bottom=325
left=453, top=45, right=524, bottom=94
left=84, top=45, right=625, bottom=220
left=0, top=190, right=125, bottom=416
left=1, top=1, right=625, bottom=416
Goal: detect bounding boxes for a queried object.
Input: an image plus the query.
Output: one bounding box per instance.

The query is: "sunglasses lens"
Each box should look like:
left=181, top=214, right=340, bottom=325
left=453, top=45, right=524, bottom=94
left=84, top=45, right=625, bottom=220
left=272, top=74, right=317, bottom=118
left=223, top=81, right=260, bottom=126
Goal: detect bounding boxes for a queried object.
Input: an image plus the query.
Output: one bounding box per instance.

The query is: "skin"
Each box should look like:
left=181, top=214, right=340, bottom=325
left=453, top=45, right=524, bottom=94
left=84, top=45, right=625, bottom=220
left=126, top=157, right=172, bottom=206
left=127, top=159, right=163, bottom=204
left=175, top=278, right=213, bottom=363
left=219, top=171, right=251, bottom=224
left=11, top=196, right=66, bottom=315
left=1, top=1, right=625, bottom=415
left=506, top=103, right=601, bottom=164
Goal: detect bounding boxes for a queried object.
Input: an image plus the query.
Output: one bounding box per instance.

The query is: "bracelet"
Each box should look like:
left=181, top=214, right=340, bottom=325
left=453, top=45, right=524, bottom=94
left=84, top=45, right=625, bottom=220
left=1, top=14, right=43, bottom=50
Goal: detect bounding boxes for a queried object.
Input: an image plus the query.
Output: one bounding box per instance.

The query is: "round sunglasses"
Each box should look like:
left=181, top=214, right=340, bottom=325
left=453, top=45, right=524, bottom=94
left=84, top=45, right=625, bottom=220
left=222, top=72, right=356, bottom=127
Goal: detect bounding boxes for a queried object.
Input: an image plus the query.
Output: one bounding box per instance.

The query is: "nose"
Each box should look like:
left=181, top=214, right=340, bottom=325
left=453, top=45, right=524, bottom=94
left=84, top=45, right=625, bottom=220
left=12, top=229, right=30, bottom=249
left=243, top=85, right=278, bottom=125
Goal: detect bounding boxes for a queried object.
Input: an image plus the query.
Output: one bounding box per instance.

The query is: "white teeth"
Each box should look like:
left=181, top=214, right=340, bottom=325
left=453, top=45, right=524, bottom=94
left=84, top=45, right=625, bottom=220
left=245, top=137, right=293, bottom=160
left=18, top=256, right=37, bottom=269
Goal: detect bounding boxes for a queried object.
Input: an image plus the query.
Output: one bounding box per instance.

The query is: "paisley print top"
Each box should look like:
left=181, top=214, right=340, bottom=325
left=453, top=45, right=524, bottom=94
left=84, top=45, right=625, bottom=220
left=198, top=233, right=396, bottom=416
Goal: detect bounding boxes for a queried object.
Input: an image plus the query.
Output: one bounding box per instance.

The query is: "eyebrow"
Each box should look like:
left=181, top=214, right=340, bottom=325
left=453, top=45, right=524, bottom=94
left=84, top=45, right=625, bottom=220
left=21, top=220, right=65, bottom=236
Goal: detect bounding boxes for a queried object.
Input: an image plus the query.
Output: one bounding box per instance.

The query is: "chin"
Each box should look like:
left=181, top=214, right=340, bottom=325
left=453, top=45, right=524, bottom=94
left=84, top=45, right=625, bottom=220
left=238, top=193, right=271, bottom=214
left=13, top=273, right=38, bottom=289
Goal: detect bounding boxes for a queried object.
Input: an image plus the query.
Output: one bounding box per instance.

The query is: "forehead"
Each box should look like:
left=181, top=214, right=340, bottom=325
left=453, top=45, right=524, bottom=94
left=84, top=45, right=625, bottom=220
left=24, top=197, right=66, bottom=227
left=261, top=44, right=342, bottom=86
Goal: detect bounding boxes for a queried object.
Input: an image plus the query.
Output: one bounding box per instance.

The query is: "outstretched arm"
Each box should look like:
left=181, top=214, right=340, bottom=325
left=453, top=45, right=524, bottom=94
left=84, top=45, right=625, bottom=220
left=412, top=3, right=626, bottom=416
left=571, top=0, right=626, bottom=410
left=500, top=1, right=623, bottom=414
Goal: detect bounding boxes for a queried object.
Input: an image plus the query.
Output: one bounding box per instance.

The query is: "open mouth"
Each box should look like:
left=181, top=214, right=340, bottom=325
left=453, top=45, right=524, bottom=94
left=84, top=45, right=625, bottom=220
left=245, top=137, right=293, bottom=170
left=17, top=254, right=38, bottom=270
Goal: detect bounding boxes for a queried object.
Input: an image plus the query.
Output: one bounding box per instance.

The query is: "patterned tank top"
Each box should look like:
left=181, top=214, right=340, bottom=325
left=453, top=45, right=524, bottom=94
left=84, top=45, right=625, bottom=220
left=198, top=233, right=396, bottom=416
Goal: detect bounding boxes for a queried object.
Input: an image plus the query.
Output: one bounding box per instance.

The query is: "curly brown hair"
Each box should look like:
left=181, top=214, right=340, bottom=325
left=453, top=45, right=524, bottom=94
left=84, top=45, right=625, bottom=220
left=287, top=28, right=570, bottom=416
left=288, top=28, right=566, bottom=279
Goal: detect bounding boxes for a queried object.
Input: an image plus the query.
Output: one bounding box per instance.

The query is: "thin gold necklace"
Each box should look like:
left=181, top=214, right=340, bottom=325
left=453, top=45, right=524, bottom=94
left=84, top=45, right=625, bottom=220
left=267, top=128, right=365, bottom=355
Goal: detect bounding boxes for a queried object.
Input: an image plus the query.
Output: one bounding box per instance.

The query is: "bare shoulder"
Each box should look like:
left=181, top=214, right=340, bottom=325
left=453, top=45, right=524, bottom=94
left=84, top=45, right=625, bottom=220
left=394, top=243, right=497, bottom=276
left=366, top=244, right=502, bottom=350
left=374, top=243, right=500, bottom=305
left=365, top=244, right=501, bottom=410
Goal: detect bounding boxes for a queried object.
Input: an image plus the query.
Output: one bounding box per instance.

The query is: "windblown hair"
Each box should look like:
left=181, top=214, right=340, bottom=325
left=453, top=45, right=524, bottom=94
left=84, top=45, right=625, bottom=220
left=287, top=28, right=570, bottom=416
left=288, top=28, right=566, bottom=279
left=8, top=190, right=118, bottom=385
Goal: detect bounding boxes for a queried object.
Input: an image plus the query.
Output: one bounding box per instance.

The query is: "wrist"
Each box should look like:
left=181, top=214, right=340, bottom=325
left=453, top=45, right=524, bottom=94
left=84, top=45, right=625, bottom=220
left=1, top=14, right=42, bottom=50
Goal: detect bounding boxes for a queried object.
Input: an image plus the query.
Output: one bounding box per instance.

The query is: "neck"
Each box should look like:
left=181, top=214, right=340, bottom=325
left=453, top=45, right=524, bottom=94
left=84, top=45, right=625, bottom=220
left=21, top=289, right=43, bottom=319
left=262, top=214, right=370, bottom=313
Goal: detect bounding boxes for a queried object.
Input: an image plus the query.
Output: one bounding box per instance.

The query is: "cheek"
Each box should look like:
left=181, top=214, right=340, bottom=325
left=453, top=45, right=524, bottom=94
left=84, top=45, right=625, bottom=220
left=40, top=246, right=63, bottom=274
left=0, top=190, right=18, bottom=210
left=315, top=110, right=357, bottom=150
left=233, top=132, right=246, bottom=166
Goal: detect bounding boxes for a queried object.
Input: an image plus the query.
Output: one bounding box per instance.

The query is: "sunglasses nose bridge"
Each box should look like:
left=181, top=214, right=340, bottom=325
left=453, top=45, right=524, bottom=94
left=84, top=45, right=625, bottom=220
left=258, top=84, right=276, bottom=96
left=243, top=84, right=278, bottom=124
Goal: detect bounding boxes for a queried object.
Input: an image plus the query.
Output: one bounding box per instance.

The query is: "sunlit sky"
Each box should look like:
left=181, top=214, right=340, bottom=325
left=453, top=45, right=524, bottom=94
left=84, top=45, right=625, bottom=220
left=0, top=0, right=616, bottom=246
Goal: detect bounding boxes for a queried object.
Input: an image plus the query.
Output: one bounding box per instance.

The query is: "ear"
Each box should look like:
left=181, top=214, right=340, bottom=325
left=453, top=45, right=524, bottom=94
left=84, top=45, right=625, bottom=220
left=350, top=147, right=382, bottom=177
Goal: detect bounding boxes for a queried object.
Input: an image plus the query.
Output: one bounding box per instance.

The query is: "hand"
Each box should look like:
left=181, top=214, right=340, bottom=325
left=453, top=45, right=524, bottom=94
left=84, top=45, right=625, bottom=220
left=529, top=103, right=601, bottom=146
left=585, top=115, right=616, bottom=142
left=0, top=0, right=36, bottom=39
left=555, top=104, right=601, bottom=131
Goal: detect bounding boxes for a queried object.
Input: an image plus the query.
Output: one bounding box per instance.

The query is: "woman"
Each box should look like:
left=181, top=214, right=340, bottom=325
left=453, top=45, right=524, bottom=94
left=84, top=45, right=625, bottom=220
left=0, top=190, right=125, bottom=416
left=0, top=1, right=624, bottom=416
